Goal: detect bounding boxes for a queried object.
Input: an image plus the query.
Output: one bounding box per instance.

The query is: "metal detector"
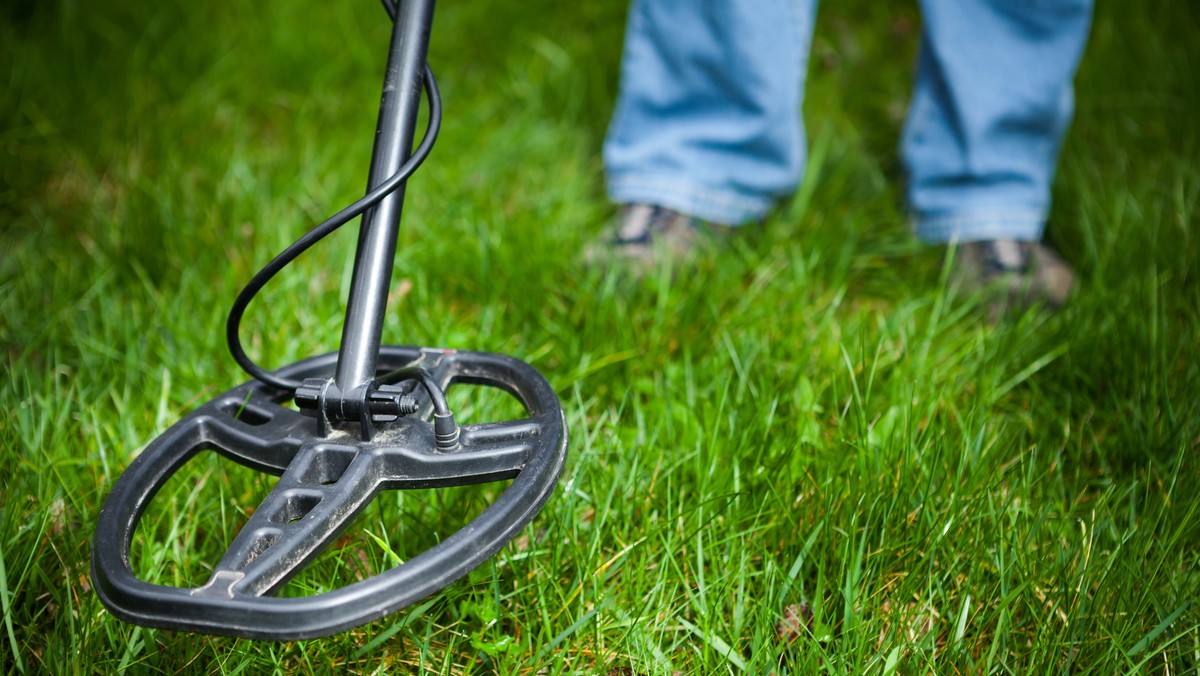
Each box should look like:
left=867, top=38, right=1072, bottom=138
left=91, top=0, right=567, bottom=640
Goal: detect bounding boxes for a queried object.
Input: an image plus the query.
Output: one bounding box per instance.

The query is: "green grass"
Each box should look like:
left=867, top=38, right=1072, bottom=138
left=2, top=0, right=1198, bottom=672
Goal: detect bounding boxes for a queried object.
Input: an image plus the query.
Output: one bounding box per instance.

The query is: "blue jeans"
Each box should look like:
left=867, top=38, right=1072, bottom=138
left=603, top=0, right=1093, bottom=243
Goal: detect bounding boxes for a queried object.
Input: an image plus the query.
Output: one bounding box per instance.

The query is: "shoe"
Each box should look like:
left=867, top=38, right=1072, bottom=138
left=583, top=204, right=731, bottom=271
left=953, top=239, right=1075, bottom=313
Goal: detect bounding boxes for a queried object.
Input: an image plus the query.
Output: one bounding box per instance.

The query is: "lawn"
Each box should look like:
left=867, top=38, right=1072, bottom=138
left=2, top=0, right=1198, bottom=672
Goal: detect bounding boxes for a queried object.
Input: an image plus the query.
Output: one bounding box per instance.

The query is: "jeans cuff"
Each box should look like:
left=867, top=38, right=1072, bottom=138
left=607, top=173, right=774, bottom=225
left=912, top=209, right=1047, bottom=244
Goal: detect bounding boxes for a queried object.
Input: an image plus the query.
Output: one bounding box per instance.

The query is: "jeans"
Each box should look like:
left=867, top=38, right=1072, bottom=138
left=603, top=0, right=1093, bottom=243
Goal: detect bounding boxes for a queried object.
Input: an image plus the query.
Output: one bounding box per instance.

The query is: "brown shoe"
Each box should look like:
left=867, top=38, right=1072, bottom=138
left=953, top=239, right=1075, bottom=313
left=584, top=204, right=731, bottom=271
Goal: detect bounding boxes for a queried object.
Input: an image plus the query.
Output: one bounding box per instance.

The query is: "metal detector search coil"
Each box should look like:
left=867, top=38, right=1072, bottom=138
left=91, top=0, right=567, bottom=640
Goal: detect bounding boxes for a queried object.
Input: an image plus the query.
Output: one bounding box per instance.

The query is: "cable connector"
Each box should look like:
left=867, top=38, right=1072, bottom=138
left=433, top=412, right=459, bottom=451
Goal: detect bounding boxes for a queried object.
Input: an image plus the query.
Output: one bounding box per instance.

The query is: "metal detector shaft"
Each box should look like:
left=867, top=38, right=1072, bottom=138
left=335, top=0, right=436, bottom=391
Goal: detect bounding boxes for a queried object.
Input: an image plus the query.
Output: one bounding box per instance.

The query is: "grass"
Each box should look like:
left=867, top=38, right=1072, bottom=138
left=2, top=0, right=1198, bottom=672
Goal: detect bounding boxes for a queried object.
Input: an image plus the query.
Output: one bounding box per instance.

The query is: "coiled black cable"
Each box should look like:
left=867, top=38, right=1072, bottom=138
left=226, top=2, right=441, bottom=393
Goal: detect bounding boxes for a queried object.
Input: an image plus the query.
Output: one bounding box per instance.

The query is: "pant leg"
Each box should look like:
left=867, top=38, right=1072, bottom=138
left=603, top=0, right=817, bottom=225
left=903, top=0, right=1093, bottom=243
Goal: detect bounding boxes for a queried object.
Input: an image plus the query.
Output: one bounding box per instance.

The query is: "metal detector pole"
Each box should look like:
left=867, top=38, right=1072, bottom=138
left=93, top=0, right=569, bottom=638
left=335, top=0, right=435, bottom=392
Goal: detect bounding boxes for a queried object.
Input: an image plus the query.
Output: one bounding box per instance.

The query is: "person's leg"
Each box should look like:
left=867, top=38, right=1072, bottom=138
left=603, top=0, right=817, bottom=226
left=902, top=0, right=1093, bottom=244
